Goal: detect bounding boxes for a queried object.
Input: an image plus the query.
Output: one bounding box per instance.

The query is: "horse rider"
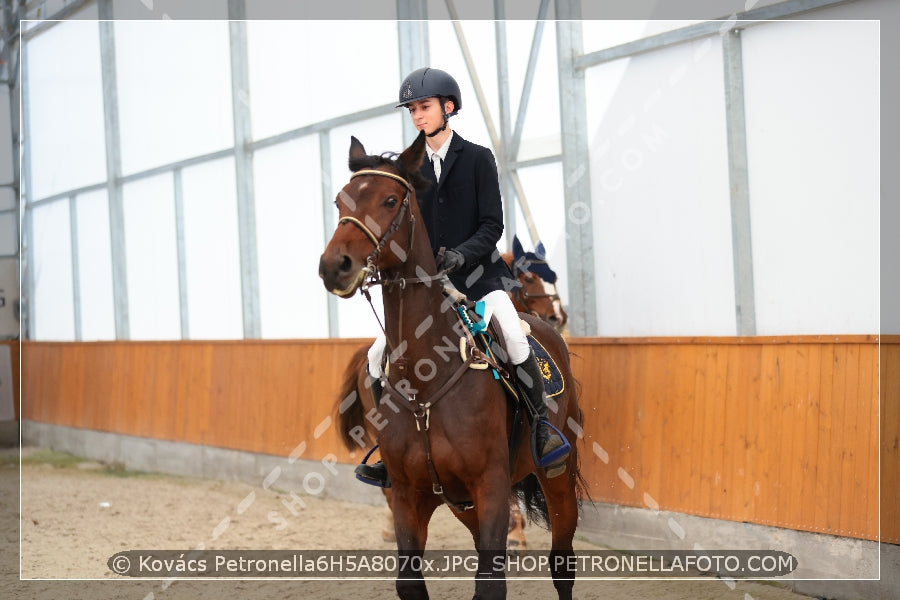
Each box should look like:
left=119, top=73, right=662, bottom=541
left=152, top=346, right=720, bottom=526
left=355, top=67, right=569, bottom=487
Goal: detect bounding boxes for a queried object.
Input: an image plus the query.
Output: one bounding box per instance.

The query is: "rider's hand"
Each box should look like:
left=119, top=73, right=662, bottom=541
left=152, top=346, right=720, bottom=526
left=438, top=249, right=465, bottom=274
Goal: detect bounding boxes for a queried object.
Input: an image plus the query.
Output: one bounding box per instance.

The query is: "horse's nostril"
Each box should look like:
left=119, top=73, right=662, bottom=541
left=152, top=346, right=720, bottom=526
left=339, top=255, right=352, bottom=273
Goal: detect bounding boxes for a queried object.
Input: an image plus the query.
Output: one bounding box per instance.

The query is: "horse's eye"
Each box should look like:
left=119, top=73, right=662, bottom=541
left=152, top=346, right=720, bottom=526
left=384, top=196, right=398, bottom=208
left=524, top=274, right=534, bottom=282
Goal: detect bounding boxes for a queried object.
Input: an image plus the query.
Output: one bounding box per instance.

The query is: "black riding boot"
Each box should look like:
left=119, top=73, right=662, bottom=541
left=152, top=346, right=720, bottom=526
left=354, top=374, right=391, bottom=488
left=516, top=350, right=569, bottom=477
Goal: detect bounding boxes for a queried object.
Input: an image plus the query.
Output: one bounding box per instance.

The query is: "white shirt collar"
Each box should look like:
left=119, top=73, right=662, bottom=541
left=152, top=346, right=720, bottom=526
left=426, top=131, right=453, bottom=164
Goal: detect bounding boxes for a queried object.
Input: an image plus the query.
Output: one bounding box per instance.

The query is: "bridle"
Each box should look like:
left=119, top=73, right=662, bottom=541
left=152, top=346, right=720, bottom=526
left=330, top=169, right=417, bottom=298
left=513, top=268, right=565, bottom=323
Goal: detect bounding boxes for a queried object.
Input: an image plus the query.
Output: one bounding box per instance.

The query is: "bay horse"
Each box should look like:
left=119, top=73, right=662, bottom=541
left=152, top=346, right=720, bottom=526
left=319, top=131, right=585, bottom=600
left=502, top=235, right=568, bottom=334
left=337, top=241, right=570, bottom=549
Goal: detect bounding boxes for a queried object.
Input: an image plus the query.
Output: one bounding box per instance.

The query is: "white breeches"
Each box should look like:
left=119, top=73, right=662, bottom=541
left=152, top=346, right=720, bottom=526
left=367, top=289, right=530, bottom=378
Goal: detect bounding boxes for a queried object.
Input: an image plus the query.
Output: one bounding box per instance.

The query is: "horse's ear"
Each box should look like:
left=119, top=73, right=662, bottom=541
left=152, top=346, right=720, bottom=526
left=349, top=136, right=367, bottom=161
left=512, top=235, right=525, bottom=260
left=398, top=130, right=427, bottom=172
left=534, top=241, right=547, bottom=260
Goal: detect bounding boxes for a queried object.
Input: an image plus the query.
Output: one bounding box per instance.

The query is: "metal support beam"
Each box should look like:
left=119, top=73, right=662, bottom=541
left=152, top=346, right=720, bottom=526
left=493, top=0, right=515, bottom=248
left=228, top=0, right=261, bottom=338
left=722, top=29, right=757, bottom=335
left=98, top=0, right=129, bottom=339
left=576, top=0, right=854, bottom=70
left=173, top=168, right=189, bottom=339
left=319, top=131, right=339, bottom=337
left=397, top=0, right=429, bottom=145
left=68, top=194, right=81, bottom=340
left=508, top=0, right=548, bottom=162
left=555, top=0, right=597, bottom=336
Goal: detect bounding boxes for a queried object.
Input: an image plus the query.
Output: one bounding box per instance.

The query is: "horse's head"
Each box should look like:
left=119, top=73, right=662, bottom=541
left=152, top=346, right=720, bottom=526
left=319, top=132, right=429, bottom=298
left=505, top=236, right=568, bottom=332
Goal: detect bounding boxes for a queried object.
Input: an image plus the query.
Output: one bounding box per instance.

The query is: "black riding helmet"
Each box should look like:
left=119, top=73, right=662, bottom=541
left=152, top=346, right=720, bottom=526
left=397, top=67, right=462, bottom=115
left=397, top=68, right=461, bottom=137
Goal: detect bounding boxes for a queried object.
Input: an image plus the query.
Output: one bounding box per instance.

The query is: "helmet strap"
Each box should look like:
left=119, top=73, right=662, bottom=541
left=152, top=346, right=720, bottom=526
left=426, top=96, right=450, bottom=138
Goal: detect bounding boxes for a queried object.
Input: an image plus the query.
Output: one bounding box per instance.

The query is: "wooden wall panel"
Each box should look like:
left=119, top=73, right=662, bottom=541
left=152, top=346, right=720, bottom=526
left=1, top=340, right=18, bottom=419
left=19, top=335, right=892, bottom=542
left=567, top=337, right=883, bottom=542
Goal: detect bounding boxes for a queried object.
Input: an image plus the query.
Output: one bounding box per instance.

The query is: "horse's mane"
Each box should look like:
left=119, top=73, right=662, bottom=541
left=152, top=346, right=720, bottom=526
left=348, top=152, right=430, bottom=193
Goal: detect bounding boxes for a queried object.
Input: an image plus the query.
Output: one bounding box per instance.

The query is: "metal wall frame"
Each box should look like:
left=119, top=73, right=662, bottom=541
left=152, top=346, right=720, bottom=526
left=13, top=0, right=860, bottom=340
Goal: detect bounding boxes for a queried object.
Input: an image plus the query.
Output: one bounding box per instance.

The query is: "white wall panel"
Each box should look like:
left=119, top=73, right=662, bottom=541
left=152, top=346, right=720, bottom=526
left=585, top=37, right=734, bottom=336
left=254, top=137, right=327, bottom=338
left=181, top=158, right=243, bottom=340
left=123, top=175, right=180, bottom=340
left=25, top=21, right=106, bottom=200
left=114, top=21, right=234, bottom=176
left=75, top=190, right=115, bottom=340
left=742, top=20, right=879, bottom=335
left=31, top=201, right=74, bottom=340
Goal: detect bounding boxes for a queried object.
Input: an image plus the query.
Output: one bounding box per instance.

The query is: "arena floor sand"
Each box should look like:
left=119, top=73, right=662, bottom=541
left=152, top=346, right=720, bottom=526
left=1, top=448, right=820, bottom=600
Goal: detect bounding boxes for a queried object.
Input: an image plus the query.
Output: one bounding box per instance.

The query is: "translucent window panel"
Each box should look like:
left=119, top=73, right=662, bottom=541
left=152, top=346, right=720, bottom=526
left=253, top=137, right=327, bottom=338
left=123, top=174, right=180, bottom=340
left=328, top=115, right=404, bottom=338
left=742, top=21, right=879, bottom=335
left=181, top=158, right=242, bottom=340
left=585, top=37, right=734, bottom=337
left=426, top=20, right=495, bottom=152
left=246, top=21, right=400, bottom=141
left=114, top=21, right=234, bottom=176
left=509, top=163, right=568, bottom=306
left=503, top=20, right=561, bottom=161
left=0, top=187, right=14, bottom=211
left=25, top=20, right=106, bottom=200
left=0, top=212, right=16, bottom=256
left=75, top=190, right=115, bottom=340
left=30, top=201, right=75, bottom=340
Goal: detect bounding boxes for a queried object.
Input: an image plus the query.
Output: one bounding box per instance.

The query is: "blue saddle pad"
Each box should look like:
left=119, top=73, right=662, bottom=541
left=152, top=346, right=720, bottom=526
left=527, top=336, right=565, bottom=398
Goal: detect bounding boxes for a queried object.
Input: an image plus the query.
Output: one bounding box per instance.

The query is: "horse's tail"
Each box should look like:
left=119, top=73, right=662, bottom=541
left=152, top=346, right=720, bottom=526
left=335, top=345, right=374, bottom=452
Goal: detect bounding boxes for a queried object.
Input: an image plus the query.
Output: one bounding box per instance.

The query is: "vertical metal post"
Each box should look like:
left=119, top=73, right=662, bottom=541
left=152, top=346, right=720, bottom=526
left=68, top=195, right=82, bottom=340
left=397, top=0, right=429, bottom=145
left=173, top=168, right=190, bottom=339
left=493, top=0, right=515, bottom=248
left=319, top=131, right=339, bottom=337
left=554, top=0, right=597, bottom=336
left=722, top=28, right=757, bottom=336
left=228, top=0, right=261, bottom=338
left=20, top=29, right=34, bottom=339
left=98, top=0, right=129, bottom=339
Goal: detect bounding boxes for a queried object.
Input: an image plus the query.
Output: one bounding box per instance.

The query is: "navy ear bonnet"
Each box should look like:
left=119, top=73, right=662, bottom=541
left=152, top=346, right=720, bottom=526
left=511, top=235, right=558, bottom=284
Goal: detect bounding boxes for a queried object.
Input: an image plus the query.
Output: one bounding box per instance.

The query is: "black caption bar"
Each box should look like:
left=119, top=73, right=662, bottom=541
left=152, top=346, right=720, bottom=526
left=108, top=550, right=798, bottom=578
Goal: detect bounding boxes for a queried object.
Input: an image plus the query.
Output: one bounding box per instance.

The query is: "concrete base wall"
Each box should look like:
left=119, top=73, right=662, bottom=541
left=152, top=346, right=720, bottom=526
left=20, top=420, right=898, bottom=600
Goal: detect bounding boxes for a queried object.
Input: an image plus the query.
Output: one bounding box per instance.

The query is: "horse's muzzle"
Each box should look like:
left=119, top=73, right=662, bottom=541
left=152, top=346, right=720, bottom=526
left=318, top=252, right=366, bottom=298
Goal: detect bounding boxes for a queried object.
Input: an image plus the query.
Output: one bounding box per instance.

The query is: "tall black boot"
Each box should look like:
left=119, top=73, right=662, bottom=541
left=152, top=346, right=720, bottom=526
left=516, top=351, right=569, bottom=477
left=354, top=374, right=390, bottom=488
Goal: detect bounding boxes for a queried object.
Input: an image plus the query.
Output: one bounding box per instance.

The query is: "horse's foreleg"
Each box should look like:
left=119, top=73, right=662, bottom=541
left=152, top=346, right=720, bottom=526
left=382, top=489, right=396, bottom=542
left=391, top=488, right=438, bottom=600
left=470, top=478, right=512, bottom=600
left=542, top=471, right=579, bottom=600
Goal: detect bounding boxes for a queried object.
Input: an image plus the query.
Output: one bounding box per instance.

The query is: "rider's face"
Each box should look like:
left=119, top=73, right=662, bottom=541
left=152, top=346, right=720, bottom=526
left=406, top=97, right=453, bottom=132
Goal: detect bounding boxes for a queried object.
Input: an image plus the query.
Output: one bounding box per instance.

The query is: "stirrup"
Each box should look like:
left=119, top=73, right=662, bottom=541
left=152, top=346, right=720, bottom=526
left=354, top=446, right=391, bottom=488
left=532, top=420, right=570, bottom=471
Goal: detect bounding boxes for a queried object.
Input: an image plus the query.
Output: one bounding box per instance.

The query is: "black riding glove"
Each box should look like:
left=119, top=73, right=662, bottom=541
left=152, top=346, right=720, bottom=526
left=438, top=249, right=465, bottom=274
